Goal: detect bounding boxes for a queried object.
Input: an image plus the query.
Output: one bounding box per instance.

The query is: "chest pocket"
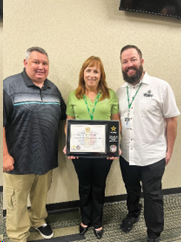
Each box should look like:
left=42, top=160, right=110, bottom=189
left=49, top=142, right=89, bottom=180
left=139, top=96, right=162, bottom=117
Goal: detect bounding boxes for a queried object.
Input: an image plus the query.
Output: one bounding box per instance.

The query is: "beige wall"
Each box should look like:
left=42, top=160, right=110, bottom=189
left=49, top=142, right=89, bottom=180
left=0, top=20, right=3, bottom=186
left=2, top=0, right=181, bottom=207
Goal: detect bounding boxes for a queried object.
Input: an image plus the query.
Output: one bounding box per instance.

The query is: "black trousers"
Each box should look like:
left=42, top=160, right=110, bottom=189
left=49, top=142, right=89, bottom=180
left=120, top=156, right=165, bottom=238
left=72, top=157, right=113, bottom=228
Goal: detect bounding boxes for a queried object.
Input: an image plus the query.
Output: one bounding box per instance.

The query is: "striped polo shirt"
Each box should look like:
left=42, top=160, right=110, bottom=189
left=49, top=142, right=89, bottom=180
left=3, top=69, right=66, bottom=175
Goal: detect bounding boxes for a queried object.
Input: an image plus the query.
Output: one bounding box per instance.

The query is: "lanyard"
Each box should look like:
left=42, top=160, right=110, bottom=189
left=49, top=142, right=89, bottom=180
left=127, top=82, right=142, bottom=110
left=83, top=92, right=100, bottom=120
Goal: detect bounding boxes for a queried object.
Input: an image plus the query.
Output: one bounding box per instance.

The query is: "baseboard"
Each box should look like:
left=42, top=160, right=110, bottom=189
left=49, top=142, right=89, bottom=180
left=162, top=187, right=181, bottom=195
left=3, top=187, right=181, bottom=217
left=45, top=193, right=128, bottom=216
left=46, top=187, right=181, bottom=215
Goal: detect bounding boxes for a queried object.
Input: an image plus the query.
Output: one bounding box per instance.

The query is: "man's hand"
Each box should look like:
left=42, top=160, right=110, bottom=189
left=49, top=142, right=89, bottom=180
left=3, top=154, right=15, bottom=172
left=3, top=127, right=15, bottom=172
left=165, top=151, right=172, bottom=166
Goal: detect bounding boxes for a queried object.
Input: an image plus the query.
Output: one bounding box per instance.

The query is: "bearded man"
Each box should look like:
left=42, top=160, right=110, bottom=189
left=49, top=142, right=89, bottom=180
left=116, top=45, right=180, bottom=242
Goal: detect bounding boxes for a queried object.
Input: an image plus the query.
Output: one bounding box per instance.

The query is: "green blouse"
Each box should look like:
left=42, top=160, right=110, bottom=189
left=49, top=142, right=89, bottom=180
left=66, top=89, right=118, bottom=120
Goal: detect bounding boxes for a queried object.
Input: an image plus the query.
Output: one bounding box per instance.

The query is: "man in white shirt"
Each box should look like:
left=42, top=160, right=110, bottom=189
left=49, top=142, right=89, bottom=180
left=116, top=45, right=180, bottom=242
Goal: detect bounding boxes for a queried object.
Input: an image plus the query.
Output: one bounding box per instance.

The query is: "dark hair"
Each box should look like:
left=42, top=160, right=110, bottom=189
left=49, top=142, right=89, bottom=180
left=120, top=45, right=142, bottom=59
left=25, top=46, right=48, bottom=60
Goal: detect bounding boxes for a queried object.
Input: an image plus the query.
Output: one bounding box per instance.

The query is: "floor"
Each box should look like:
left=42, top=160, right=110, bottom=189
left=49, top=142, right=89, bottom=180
left=1, top=193, right=181, bottom=242
left=0, top=191, right=3, bottom=241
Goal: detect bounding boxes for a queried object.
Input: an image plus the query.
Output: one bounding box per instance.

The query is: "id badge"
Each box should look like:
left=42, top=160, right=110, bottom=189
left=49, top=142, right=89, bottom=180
left=125, top=118, right=130, bottom=129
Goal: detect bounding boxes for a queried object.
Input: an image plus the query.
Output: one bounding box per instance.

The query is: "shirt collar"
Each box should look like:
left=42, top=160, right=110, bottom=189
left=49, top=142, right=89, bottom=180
left=21, top=68, right=51, bottom=89
left=122, top=71, right=149, bottom=88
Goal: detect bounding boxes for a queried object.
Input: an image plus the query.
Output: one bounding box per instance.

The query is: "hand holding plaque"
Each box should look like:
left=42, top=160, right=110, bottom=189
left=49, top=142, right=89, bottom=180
left=66, top=120, right=120, bottom=158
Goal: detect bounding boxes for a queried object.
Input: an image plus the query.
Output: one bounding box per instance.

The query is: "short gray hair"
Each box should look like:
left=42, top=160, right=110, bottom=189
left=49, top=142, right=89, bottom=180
left=25, top=46, right=49, bottom=61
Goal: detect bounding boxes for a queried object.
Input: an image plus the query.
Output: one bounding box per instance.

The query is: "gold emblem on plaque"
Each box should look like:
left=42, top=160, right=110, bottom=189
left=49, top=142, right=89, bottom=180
left=85, top=127, right=90, bottom=132
left=111, top=126, right=116, bottom=132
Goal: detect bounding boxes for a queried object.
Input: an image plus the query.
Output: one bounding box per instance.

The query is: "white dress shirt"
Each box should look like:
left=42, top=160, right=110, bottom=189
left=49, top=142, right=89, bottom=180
left=116, top=72, right=180, bottom=166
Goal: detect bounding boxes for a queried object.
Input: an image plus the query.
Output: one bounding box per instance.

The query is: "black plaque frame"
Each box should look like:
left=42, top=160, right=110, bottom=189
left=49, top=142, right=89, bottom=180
left=66, top=120, right=120, bottom=158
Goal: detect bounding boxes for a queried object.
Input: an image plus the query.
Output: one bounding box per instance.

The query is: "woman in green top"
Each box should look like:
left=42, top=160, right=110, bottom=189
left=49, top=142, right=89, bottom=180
left=64, top=56, right=120, bottom=239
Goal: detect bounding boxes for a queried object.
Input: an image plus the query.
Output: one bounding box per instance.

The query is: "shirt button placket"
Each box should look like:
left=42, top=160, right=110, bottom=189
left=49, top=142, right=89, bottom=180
left=40, top=89, right=43, bottom=102
left=129, top=106, right=134, bottom=162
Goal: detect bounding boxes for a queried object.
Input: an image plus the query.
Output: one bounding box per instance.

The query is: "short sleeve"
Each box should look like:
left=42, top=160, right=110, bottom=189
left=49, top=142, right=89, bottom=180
left=66, top=91, right=75, bottom=117
left=60, top=94, right=67, bottom=120
left=162, top=83, right=180, bottom=118
left=3, top=89, right=13, bottom=127
left=110, top=90, right=119, bottom=114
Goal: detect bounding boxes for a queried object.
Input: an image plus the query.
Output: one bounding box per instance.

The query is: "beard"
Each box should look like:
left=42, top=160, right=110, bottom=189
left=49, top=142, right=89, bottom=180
left=122, top=65, right=143, bottom=85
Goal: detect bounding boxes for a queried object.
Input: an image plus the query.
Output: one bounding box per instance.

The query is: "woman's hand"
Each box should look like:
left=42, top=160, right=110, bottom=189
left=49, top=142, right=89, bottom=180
left=107, top=156, right=117, bottom=160
left=63, top=146, right=79, bottom=159
left=106, top=148, right=122, bottom=160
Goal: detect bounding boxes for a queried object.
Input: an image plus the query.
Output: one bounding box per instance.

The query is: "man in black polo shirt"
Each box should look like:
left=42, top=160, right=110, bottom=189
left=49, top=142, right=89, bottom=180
left=3, top=47, right=66, bottom=242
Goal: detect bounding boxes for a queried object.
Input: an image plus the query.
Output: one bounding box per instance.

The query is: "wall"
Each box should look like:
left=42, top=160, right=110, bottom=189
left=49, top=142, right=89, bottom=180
left=0, top=20, right=3, bottom=187
left=2, top=0, right=181, bottom=207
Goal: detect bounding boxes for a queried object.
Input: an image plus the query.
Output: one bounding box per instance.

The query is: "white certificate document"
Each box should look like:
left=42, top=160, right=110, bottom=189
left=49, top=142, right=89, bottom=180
left=70, top=124, right=106, bottom=153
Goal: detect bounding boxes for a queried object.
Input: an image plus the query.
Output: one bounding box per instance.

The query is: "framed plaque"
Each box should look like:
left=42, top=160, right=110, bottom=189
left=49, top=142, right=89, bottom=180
left=66, top=120, right=120, bottom=158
